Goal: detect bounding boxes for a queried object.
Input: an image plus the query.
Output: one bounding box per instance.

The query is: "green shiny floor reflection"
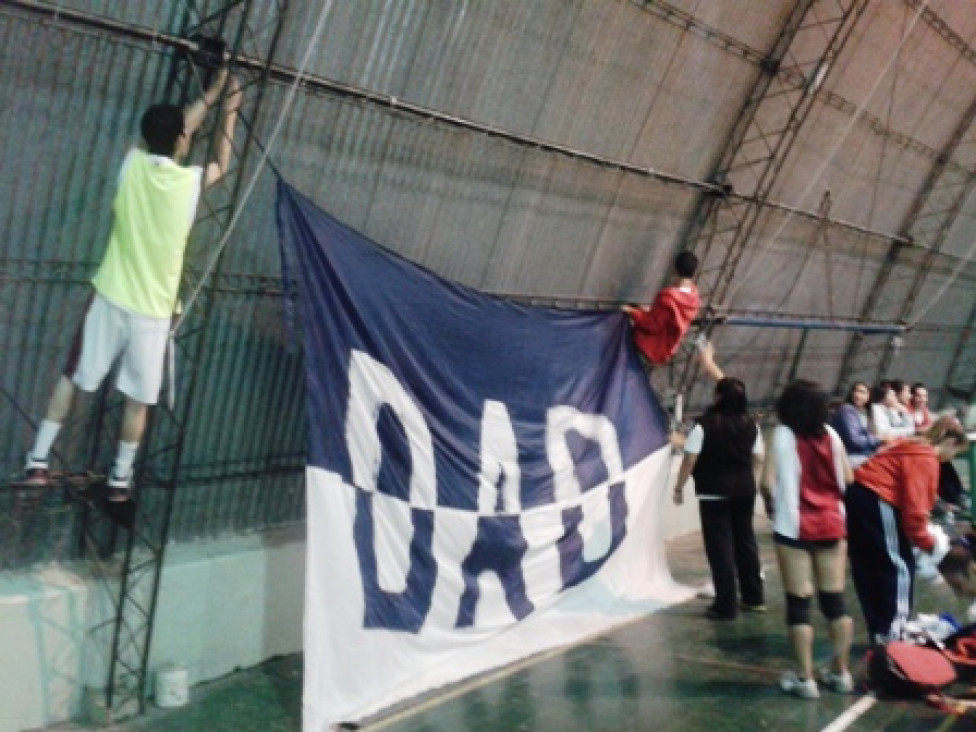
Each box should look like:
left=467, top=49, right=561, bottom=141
left=52, top=531, right=976, bottom=732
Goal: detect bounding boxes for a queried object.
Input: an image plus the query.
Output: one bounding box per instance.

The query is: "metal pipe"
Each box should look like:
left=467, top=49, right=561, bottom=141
left=0, top=0, right=923, bottom=247
left=720, top=315, right=905, bottom=334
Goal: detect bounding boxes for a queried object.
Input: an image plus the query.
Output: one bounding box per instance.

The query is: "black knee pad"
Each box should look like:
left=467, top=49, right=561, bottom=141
left=785, top=593, right=811, bottom=626
left=818, top=591, right=846, bottom=621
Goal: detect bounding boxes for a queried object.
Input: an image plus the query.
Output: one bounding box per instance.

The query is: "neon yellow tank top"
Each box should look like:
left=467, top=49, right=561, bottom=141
left=92, top=149, right=202, bottom=317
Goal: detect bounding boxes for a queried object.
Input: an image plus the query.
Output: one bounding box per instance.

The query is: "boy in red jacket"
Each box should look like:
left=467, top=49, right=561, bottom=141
left=623, top=251, right=700, bottom=367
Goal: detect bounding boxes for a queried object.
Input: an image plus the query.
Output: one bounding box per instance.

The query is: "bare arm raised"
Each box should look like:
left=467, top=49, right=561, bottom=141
left=697, top=339, right=725, bottom=381
left=184, top=67, right=229, bottom=138
left=204, top=74, right=241, bottom=188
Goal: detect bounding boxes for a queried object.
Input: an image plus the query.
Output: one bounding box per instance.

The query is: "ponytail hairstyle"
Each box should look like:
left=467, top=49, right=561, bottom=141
left=700, top=376, right=753, bottom=436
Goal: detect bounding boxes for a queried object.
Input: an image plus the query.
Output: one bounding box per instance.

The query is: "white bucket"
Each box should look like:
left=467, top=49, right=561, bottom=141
left=155, top=662, right=189, bottom=708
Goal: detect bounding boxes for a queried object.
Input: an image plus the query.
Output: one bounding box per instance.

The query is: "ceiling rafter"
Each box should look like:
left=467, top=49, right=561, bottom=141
left=2, top=0, right=923, bottom=256
left=944, top=300, right=976, bottom=401
left=835, top=44, right=976, bottom=392
left=633, top=0, right=974, bottom=175
left=907, top=0, right=976, bottom=66
left=671, top=0, right=868, bottom=406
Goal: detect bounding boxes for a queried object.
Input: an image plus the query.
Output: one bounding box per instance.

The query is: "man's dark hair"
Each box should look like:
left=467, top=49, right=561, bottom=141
left=938, top=536, right=975, bottom=579
left=141, top=104, right=185, bottom=157
left=674, top=251, right=699, bottom=278
left=776, top=379, right=829, bottom=438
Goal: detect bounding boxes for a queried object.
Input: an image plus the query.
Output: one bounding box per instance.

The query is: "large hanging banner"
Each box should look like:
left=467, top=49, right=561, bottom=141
left=276, top=182, right=693, bottom=731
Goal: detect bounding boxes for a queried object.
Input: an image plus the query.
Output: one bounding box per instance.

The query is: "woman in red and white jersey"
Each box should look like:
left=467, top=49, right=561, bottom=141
left=764, top=380, right=853, bottom=700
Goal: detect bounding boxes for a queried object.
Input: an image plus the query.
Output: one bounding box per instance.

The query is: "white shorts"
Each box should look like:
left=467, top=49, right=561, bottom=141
left=66, top=292, right=170, bottom=405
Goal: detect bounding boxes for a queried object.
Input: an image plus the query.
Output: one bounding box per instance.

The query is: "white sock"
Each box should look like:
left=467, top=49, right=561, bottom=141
left=112, top=440, right=139, bottom=479
left=30, top=419, right=62, bottom=463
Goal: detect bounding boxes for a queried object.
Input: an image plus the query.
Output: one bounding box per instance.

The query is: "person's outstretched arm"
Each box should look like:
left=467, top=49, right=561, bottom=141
left=697, top=339, right=724, bottom=381
left=204, top=75, right=242, bottom=188
left=184, top=67, right=229, bottom=138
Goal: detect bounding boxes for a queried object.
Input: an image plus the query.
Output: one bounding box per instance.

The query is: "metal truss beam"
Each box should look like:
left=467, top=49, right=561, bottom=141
left=835, top=86, right=976, bottom=392
left=633, top=0, right=971, bottom=175
left=671, top=0, right=867, bottom=405
left=944, top=300, right=976, bottom=403
left=106, top=2, right=288, bottom=719
left=2, top=0, right=923, bottom=256
left=907, top=0, right=976, bottom=67
left=6, top=0, right=290, bottom=720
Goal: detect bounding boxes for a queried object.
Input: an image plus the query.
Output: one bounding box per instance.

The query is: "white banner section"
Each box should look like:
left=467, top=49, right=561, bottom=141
left=304, top=446, right=692, bottom=730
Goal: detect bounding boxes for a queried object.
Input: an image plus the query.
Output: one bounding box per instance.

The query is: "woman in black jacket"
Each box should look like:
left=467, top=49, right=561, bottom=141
left=674, top=343, right=765, bottom=620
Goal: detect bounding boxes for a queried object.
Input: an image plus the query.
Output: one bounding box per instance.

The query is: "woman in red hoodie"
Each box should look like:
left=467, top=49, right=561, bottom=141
left=845, top=416, right=970, bottom=644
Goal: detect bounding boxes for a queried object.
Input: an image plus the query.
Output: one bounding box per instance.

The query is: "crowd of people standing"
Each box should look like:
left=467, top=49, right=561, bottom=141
left=671, top=343, right=972, bottom=700
left=620, top=250, right=972, bottom=700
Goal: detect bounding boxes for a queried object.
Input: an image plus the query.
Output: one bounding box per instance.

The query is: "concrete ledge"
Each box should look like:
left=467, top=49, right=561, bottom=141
left=0, top=460, right=699, bottom=732
left=0, top=525, right=305, bottom=732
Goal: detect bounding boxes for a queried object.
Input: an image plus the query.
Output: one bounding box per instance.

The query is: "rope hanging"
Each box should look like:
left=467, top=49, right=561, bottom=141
left=175, top=0, right=336, bottom=331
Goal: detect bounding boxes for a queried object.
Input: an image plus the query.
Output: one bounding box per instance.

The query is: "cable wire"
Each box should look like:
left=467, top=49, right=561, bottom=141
left=174, top=0, right=335, bottom=333
left=725, top=0, right=930, bottom=306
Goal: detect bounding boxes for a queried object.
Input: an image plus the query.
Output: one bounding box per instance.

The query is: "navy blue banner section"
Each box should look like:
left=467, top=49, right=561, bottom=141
left=276, top=181, right=668, bottom=512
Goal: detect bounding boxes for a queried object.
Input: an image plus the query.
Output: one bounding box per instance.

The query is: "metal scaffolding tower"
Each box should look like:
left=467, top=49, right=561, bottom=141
left=6, top=0, right=290, bottom=720
left=671, top=0, right=868, bottom=406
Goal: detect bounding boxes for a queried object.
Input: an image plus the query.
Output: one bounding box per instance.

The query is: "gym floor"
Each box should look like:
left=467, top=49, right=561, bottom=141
left=50, top=529, right=976, bottom=732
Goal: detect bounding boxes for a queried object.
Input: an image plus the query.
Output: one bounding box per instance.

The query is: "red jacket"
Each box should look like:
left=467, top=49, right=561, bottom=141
left=853, top=440, right=940, bottom=552
left=629, top=284, right=700, bottom=364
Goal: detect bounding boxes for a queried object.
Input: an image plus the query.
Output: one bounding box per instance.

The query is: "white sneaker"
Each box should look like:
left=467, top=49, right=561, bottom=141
left=107, top=470, right=130, bottom=489
left=819, top=668, right=853, bottom=694
left=106, top=471, right=132, bottom=502
left=780, top=671, right=819, bottom=699
left=23, top=452, right=51, bottom=486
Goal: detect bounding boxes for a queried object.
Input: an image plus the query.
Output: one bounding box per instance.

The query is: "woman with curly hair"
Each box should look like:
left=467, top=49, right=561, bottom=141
left=765, top=380, right=853, bottom=700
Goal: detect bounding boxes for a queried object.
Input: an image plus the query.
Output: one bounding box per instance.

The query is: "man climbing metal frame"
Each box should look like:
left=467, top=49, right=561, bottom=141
left=24, top=61, right=242, bottom=501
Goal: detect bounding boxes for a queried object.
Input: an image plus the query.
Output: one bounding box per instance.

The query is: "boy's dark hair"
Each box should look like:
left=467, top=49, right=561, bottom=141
left=141, top=104, right=185, bottom=157
left=776, top=379, right=828, bottom=438
left=674, top=251, right=699, bottom=278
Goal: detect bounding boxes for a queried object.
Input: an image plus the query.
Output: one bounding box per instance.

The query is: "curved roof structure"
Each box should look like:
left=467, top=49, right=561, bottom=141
left=1, top=0, right=975, bottom=709
left=3, top=1, right=975, bottom=416
left=1, top=0, right=975, bottom=504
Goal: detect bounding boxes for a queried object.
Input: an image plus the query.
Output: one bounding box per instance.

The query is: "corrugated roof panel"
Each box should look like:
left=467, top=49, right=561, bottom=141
left=653, top=0, right=795, bottom=53
left=3, top=0, right=976, bottom=566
